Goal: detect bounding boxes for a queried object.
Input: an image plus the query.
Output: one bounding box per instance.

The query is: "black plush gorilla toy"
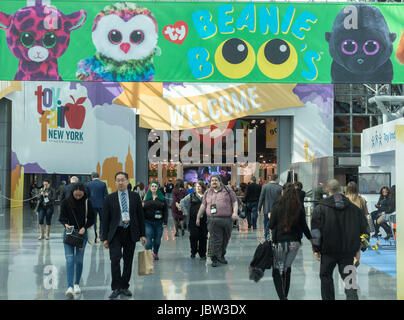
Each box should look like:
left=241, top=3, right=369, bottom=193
left=326, top=4, right=396, bottom=83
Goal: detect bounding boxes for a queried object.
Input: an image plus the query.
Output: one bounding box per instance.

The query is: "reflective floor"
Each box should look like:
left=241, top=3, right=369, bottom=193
left=0, top=205, right=397, bottom=300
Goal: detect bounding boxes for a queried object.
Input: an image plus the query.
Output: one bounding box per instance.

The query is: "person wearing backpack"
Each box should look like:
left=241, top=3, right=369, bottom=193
left=196, top=175, right=238, bottom=267
left=311, top=179, right=369, bottom=300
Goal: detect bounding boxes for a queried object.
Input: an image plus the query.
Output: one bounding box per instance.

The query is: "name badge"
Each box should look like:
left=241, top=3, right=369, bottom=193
left=210, top=204, right=217, bottom=214
left=44, top=197, right=49, bottom=204
left=122, top=211, right=130, bottom=221
left=155, top=210, right=162, bottom=219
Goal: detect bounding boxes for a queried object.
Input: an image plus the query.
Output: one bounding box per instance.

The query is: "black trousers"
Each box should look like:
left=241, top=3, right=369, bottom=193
left=189, top=223, right=208, bottom=257
left=109, top=227, right=136, bottom=291
left=320, top=254, right=358, bottom=300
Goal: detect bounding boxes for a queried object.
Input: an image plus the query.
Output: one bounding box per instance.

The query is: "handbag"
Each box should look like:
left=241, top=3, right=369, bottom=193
left=138, top=249, right=154, bottom=276
left=63, top=200, right=88, bottom=248
left=63, top=229, right=84, bottom=248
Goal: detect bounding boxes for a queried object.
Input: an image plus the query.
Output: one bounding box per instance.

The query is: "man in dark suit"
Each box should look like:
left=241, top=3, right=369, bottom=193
left=86, top=172, right=109, bottom=242
left=243, top=176, right=262, bottom=230
left=258, top=174, right=282, bottom=240
left=60, top=176, right=79, bottom=202
left=102, top=172, right=146, bottom=299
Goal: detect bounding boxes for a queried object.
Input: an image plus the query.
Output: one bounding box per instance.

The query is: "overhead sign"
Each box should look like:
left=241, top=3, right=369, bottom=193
left=138, top=83, right=304, bottom=130
left=1, top=1, right=404, bottom=83
left=361, top=118, right=404, bottom=155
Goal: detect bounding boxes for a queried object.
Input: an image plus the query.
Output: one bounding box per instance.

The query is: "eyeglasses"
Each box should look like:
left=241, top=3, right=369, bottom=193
left=116, top=179, right=127, bottom=183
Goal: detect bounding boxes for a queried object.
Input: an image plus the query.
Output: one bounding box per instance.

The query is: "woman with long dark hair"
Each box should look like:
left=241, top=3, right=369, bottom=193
left=143, top=181, right=168, bottom=260
left=171, top=179, right=188, bottom=237
left=180, top=181, right=208, bottom=259
left=268, top=182, right=312, bottom=300
left=376, top=185, right=395, bottom=240
left=370, top=186, right=392, bottom=239
left=59, top=183, right=95, bottom=298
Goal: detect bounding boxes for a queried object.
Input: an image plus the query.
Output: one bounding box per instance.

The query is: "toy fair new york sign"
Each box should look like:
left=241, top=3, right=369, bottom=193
left=1, top=1, right=404, bottom=84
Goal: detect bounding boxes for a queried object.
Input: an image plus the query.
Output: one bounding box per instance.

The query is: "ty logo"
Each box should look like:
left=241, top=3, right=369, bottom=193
left=163, top=21, right=188, bottom=45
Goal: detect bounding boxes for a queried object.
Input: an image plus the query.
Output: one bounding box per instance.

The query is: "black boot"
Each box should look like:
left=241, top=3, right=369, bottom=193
left=373, top=222, right=381, bottom=237
left=272, top=269, right=286, bottom=300
left=380, top=222, right=393, bottom=240
left=283, top=268, right=291, bottom=299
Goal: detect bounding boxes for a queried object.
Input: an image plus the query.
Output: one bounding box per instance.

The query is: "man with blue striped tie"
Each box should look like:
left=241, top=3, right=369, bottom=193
left=103, top=172, right=146, bottom=299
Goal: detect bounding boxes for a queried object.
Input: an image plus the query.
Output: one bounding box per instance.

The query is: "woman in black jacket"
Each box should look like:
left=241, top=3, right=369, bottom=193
left=36, top=179, right=56, bottom=240
left=180, top=181, right=208, bottom=259
left=59, top=183, right=95, bottom=298
left=143, top=182, right=168, bottom=261
left=268, top=182, right=312, bottom=300
left=371, top=186, right=391, bottom=238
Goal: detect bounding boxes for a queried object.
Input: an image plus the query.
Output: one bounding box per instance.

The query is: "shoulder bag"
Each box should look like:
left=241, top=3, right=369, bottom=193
left=63, top=212, right=84, bottom=248
left=63, top=200, right=92, bottom=248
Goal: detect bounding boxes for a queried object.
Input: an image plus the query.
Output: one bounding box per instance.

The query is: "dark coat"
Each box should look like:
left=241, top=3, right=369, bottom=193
left=60, top=184, right=75, bottom=202
left=311, top=194, right=370, bottom=257
left=59, top=197, right=95, bottom=230
left=143, top=198, right=168, bottom=225
left=86, top=179, right=108, bottom=208
left=268, top=200, right=312, bottom=244
left=38, top=187, right=56, bottom=208
left=249, top=241, right=273, bottom=282
left=171, top=188, right=188, bottom=219
left=102, top=191, right=145, bottom=244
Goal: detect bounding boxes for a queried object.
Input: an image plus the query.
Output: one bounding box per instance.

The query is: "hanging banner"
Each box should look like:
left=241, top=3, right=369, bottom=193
left=1, top=1, right=404, bottom=83
left=138, top=83, right=304, bottom=130
left=266, top=118, right=277, bottom=149
left=10, top=81, right=136, bottom=196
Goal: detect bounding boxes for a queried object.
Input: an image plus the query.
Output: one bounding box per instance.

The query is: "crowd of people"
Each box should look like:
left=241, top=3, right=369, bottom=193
left=30, top=171, right=395, bottom=300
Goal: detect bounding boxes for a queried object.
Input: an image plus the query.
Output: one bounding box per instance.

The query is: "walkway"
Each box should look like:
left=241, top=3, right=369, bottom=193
left=0, top=205, right=396, bottom=300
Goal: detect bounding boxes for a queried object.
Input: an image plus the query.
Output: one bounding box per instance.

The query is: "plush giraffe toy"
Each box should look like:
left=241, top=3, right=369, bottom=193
left=0, top=0, right=86, bottom=80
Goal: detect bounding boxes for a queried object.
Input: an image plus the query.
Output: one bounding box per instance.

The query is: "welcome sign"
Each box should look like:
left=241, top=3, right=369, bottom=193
left=1, top=1, right=404, bottom=83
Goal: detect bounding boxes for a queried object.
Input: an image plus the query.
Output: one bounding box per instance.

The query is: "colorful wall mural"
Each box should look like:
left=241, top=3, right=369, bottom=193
left=7, top=81, right=136, bottom=205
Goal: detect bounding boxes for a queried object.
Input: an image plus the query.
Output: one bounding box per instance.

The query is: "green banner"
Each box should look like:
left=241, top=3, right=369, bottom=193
left=1, top=1, right=404, bottom=83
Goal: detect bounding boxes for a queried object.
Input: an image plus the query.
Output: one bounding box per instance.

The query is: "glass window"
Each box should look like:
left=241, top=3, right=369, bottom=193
left=352, top=97, right=366, bottom=114
left=352, top=116, right=370, bottom=133
left=334, top=135, right=351, bottom=153
left=335, top=100, right=350, bottom=114
left=370, top=115, right=382, bottom=127
left=334, top=116, right=350, bottom=133
left=353, top=135, right=361, bottom=153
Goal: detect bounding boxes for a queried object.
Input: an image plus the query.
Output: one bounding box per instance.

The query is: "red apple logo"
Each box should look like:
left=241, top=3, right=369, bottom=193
left=64, top=95, right=86, bottom=129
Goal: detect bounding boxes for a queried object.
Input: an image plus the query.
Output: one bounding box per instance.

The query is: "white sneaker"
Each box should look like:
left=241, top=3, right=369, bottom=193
left=66, top=287, right=74, bottom=298
left=74, top=285, right=81, bottom=294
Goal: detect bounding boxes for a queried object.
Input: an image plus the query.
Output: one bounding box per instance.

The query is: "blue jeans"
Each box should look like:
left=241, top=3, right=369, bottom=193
left=63, top=229, right=87, bottom=288
left=264, top=214, right=269, bottom=240
left=246, top=202, right=258, bottom=229
left=93, top=207, right=104, bottom=237
left=145, top=220, right=163, bottom=255
left=37, top=206, right=54, bottom=225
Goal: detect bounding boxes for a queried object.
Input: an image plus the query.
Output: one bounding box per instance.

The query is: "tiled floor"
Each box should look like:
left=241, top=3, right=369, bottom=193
left=0, top=205, right=397, bottom=300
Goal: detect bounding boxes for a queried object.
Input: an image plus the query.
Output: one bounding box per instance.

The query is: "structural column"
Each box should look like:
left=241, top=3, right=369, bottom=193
left=0, top=98, right=11, bottom=209
left=276, top=116, right=292, bottom=184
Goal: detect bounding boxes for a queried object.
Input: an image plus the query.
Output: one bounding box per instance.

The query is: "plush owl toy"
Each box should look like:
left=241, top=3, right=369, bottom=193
left=76, top=2, right=160, bottom=81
